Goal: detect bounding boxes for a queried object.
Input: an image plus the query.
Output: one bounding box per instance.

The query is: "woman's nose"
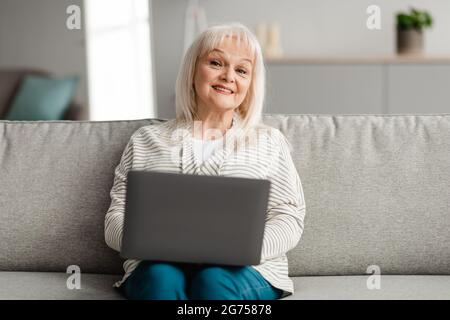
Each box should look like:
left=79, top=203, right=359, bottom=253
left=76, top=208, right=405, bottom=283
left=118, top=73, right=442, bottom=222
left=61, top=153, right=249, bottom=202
left=220, top=67, right=235, bottom=83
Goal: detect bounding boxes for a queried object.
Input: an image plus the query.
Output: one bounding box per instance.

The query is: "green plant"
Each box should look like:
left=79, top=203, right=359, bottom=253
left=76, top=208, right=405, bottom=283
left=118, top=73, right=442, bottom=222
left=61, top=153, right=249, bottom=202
left=397, top=7, right=433, bottom=30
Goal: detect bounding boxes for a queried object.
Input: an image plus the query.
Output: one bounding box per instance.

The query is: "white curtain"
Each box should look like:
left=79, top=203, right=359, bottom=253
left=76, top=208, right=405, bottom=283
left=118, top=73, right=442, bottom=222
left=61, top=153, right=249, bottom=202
left=85, top=0, right=154, bottom=120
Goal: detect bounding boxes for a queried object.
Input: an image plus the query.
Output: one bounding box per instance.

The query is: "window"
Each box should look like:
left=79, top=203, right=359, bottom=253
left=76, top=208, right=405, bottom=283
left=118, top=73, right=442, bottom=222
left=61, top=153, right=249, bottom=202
left=85, top=0, right=154, bottom=120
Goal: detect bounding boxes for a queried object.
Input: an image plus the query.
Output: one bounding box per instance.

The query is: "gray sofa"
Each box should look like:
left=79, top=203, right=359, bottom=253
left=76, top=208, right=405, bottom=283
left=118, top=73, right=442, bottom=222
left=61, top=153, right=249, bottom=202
left=1, top=114, right=449, bottom=300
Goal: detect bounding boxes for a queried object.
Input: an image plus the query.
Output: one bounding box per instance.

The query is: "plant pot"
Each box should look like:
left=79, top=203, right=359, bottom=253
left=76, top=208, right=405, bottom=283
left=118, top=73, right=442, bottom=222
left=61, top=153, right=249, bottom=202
left=396, top=28, right=424, bottom=55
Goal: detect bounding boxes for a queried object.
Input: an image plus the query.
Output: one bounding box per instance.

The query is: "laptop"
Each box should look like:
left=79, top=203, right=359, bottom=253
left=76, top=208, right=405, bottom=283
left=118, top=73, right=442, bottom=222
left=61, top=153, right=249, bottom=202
left=120, top=170, right=271, bottom=266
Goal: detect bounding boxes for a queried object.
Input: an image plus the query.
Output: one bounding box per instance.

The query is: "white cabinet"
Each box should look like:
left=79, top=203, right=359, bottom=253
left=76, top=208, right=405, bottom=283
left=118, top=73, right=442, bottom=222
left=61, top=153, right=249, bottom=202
left=265, top=58, right=450, bottom=114
left=266, top=64, right=384, bottom=114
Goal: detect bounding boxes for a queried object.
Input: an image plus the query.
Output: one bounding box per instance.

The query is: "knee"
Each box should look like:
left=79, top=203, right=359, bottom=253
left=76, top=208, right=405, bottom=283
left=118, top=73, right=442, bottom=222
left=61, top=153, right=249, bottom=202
left=124, top=262, right=186, bottom=300
left=138, top=262, right=184, bottom=283
left=189, top=267, right=242, bottom=300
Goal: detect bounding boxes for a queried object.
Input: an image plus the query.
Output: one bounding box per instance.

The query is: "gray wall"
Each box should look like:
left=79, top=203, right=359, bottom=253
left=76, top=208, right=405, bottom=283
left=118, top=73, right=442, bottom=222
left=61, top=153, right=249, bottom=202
left=151, top=0, right=450, bottom=118
left=0, top=0, right=88, bottom=108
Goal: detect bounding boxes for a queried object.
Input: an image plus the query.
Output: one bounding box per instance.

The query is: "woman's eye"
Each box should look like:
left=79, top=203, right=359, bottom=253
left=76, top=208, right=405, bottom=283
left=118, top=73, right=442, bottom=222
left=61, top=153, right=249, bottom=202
left=237, top=69, right=247, bottom=75
left=210, top=60, right=221, bottom=67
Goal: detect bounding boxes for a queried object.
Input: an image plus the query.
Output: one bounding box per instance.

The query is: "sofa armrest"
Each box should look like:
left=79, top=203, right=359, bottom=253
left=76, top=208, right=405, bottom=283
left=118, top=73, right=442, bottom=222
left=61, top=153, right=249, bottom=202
left=63, top=102, right=87, bottom=120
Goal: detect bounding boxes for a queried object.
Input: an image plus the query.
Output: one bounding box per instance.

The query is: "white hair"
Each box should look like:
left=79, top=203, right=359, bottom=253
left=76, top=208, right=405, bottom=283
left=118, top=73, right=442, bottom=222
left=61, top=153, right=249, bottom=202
left=175, top=22, right=270, bottom=141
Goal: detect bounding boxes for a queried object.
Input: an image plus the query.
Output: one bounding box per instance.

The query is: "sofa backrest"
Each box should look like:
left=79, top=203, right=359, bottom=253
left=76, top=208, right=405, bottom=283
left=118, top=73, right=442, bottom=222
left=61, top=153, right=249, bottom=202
left=0, top=119, right=158, bottom=274
left=263, top=114, right=450, bottom=276
left=0, top=114, right=449, bottom=276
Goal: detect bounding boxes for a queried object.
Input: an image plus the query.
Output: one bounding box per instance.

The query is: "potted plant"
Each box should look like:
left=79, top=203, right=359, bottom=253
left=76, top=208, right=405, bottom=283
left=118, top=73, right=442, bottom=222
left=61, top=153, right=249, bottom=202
left=396, top=8, right=433, bottom=55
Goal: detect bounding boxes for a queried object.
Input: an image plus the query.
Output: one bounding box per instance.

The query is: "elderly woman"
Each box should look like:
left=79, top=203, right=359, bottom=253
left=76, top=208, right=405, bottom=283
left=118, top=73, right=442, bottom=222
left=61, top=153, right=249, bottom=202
left=105, top=23, right=306, bottom=300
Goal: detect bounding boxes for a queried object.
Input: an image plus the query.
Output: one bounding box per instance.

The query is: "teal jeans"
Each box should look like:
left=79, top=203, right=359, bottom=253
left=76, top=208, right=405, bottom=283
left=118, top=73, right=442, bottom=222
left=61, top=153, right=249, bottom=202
left=119, top=260, right=284, bottom=300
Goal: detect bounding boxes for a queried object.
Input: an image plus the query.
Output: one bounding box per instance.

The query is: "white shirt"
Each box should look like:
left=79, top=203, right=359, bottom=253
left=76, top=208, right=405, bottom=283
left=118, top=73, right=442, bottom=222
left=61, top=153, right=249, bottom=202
left=192, top=136, right=224, bottom=165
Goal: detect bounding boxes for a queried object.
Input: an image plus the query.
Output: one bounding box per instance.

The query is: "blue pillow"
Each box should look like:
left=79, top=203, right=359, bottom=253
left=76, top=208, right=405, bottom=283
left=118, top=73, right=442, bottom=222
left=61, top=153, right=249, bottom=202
left=5, top=75, right=79, bottom=121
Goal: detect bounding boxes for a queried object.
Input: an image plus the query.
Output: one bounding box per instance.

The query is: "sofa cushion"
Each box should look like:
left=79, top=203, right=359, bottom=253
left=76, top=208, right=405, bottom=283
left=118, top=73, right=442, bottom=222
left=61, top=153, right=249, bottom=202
left=0, top=119, right=164, bottom=274
left=286, top=275, right=450, bottom=300
left=5, top=75, right=78, bottom=120
left=0, top=272, right=124, bottom=300
left=262, top=114, right=450, bottom=276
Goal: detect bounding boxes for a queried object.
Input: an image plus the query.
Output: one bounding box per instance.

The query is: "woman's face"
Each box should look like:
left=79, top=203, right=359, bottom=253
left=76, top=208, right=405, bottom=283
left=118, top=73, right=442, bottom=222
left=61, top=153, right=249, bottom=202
left=193, top=37, right=254, bottom=115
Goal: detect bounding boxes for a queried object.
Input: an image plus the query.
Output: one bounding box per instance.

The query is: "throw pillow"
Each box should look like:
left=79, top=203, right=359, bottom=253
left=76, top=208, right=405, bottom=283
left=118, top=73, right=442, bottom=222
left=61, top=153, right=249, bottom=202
left=5, top=75, right=78, bottom=121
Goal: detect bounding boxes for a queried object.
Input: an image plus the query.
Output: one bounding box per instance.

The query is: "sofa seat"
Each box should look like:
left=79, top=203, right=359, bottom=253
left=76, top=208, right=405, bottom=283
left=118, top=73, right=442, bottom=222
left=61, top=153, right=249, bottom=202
left=287, top=275, right=450, bottom=300
left=0, top=272, right=125, bottom=300
left=1, top=272, right=449, bottom=300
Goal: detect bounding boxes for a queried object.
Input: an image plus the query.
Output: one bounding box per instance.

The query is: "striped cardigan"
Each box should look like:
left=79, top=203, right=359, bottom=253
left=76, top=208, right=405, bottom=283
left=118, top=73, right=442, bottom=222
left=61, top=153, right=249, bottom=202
left=105, top=112, right=306, bottom=298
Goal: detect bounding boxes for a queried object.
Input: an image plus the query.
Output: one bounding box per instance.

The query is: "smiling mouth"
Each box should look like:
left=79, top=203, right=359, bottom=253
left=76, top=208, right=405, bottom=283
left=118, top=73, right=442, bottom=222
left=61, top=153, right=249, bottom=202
left=212, top=85, right=234, bottom=94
